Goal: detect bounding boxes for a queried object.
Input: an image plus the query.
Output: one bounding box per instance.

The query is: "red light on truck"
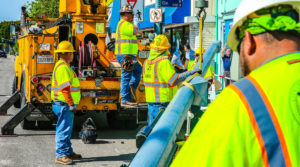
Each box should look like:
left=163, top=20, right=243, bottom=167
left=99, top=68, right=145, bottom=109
left=31, top=77, right=39, bottom=83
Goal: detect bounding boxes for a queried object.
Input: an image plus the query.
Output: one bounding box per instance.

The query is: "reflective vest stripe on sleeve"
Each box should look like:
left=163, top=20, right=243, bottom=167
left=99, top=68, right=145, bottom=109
left=154, top=60, right=160, bottom=102
left=231, top=76, right=292, bottom=167
left=116, top=21, right=125, bottom=55
left=52, top=62, right=67, bottom=101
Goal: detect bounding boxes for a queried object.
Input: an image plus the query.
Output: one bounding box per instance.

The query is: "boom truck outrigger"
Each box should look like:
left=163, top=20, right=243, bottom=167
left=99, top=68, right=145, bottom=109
left=0, top=0, right=149, bottom=135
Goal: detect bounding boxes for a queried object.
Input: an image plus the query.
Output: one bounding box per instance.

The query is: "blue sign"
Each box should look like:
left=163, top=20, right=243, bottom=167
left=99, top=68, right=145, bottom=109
left=161, top=0, right=182, bottom=7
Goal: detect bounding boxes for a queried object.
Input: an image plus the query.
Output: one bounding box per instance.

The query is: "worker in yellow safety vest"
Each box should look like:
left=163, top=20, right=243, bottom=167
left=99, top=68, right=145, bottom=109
left=115, top=4, right=142, bottom=106
left=171, top=0, right=300, bottom=166
left=184, top=48, right=214, bottom=82
left=143, top=34, right=201, bottom=125
left=51, top=41, right=82, bottom=165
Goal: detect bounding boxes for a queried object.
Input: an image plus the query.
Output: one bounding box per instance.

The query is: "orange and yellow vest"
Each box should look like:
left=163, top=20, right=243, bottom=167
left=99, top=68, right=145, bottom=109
left=184, top=59, right=214, bottom=80
left=51, top=60, right=81, bottom=104
left=172, top=52, right=300, bottom=166
left=115, top=19, right=138, bottom=56
left=143, top=54, right=179, bottom=103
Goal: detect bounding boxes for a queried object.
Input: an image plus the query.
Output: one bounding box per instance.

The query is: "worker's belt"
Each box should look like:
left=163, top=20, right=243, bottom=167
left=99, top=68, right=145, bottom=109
left=115, top=39, right=138, bottom=44
left=121, top=55, right=137, bottom=72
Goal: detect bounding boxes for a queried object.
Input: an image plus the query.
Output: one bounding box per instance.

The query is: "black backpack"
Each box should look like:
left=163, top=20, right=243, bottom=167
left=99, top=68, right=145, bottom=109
left=79, top=118, right=98, bottom=144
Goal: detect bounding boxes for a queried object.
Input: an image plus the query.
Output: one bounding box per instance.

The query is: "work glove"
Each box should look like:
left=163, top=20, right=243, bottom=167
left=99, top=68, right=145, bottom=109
left=69, top=105, right=77, bottom=113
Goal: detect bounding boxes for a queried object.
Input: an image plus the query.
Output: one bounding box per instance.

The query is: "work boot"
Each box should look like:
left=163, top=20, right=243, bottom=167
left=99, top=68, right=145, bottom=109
left=68, top=153, right=82, bottom=160
left=55, top=156, right=74, bottom=165
left=121, top=101, right=137, bottom=107
left=129, top=86, right=137, bottom=102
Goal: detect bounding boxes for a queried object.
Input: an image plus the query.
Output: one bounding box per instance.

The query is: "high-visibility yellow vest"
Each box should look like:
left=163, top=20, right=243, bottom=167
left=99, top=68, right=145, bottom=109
left=183, top=59, right=195, bottom=71
left=115, top=19, right=138, bottom=56
left=51, top=60, right=81, bottom=104
left=184, top=59, right=213, bottom=80
left=171, top=52, right=300, bottom=167
left=143, top=56, right=179, bottom=103
left=204, top=65, right=214, bottom=80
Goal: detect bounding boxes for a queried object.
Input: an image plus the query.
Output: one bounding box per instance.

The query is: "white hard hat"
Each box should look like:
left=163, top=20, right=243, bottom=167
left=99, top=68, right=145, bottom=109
left=227, top=0, right=300, bottom=51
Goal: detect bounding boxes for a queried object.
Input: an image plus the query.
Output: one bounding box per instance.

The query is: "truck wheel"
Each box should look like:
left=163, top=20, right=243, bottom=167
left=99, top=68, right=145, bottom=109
left=125, top=120, right=138, bottom=130
left=12, top=77, right=21, bottom=108
left=107, top=111, right=126, bottom=129
left=20, top=90, right=35, bottom=130
left=37, top=121, right=53, bottom=129
left=107, top=111, right=138, bottom=130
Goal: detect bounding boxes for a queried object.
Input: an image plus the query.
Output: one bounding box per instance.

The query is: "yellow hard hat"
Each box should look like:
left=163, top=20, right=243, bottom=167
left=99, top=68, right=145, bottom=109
left=150, top=34, right=171, bottom=51
left=55, top=41, right=75, bottom=53
left=195, top=47, right=205, bottom=55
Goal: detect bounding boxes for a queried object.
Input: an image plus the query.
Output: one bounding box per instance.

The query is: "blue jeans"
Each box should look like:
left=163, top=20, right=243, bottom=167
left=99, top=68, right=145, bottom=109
left=52, top=102, right=74, bottom=158
left=116, top=54, right=142, bottom=103
left=148, top=103, right=169, bottom=126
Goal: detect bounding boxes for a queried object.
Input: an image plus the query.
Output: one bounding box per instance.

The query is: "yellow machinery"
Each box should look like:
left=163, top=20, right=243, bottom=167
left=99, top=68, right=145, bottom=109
left=0, top=0, right=149, bottom=134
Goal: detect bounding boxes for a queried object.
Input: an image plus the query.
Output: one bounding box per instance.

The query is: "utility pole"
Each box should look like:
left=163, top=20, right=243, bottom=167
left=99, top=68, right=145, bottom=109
left=155, top=0, right=162, bottom=35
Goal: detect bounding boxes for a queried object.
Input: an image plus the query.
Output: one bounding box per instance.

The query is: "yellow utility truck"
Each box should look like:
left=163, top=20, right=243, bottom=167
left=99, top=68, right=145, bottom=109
left=0, top=0, right=149, bottom=135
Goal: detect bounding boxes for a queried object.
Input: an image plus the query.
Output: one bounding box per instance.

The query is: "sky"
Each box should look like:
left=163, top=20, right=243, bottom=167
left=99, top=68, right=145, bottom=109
left=0, top=0, right=34, bottom=22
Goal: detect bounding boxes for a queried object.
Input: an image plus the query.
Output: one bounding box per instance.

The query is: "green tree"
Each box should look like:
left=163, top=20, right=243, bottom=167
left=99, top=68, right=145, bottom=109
left=27, top=0, right=59, bottom=18
left=0, top=21, right=20, bottom=41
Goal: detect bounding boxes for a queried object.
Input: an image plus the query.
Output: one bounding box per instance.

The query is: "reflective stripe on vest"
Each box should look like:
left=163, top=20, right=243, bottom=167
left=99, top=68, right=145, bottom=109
left=154, top=60, right=160, bottom=102
left=184, top=60, right=189, bottom=69
left=116, top=20, right=125, bottom=55
left=51, top=60, right=81, bottom=104
left=231, top=75, right=291, bottom=167
left=53, top=62, right=66, bottom=100
left=115, top=39, right=138, bottom=44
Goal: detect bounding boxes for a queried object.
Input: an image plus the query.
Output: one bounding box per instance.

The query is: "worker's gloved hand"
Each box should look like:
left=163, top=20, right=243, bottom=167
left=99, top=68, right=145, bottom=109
left=69, top=105, right=77, bottom=113
left=191, top=68, right=202, bottom=75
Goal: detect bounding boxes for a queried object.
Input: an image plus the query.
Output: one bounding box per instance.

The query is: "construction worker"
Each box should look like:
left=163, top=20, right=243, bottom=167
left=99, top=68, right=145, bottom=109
left=172, top=0, right=300, bottom=166
left=143, top=34, right=201, bottom=126
left=221, top=43, right=232, bottom=86
left=51, top=41, right=82, bottom=165
left=115, top=4, right=141, bottom=106
left=184, top=44, right=195, bottom=61
left=184, top=48, right=214, bottom=82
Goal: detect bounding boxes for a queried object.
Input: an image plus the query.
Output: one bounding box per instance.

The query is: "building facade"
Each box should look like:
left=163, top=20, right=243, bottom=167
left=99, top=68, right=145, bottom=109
left=185, top=0, right=216, bottom=51
left=216, top=0, right=243, bottom=83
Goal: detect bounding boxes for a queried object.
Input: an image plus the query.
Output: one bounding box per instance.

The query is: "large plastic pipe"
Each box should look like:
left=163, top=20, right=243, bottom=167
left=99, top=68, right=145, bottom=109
left=129, top=41, right=221, bottom=167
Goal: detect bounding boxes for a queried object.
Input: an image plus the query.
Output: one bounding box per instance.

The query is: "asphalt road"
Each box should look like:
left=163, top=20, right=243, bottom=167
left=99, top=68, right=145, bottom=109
left=0, top=55, right=138, bottom=167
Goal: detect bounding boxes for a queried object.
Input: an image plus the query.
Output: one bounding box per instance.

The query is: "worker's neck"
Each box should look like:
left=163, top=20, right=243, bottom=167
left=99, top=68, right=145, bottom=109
left=60, top=58, right=70, bottom=64
left=122, top=17, right=129, bottom=22
left=251, top=40, right=299, bottom=70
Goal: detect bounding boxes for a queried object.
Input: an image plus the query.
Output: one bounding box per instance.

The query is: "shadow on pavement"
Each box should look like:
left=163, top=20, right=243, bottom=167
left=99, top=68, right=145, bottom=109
left=74, top=153, right=135, bottom=163
left=17, top=133, right=55, bottom=137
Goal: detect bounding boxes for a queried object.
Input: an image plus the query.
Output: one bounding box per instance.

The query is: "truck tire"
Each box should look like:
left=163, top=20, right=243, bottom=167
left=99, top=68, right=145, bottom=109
left=107, top=111, right=138, bottom=130
left=12, top=77, right=21, bottom=108
left=107, top=111, right=126, bottom=129
left=20, top=83, right=35, bottom=130
left=37, top=121, right=53, bottom=129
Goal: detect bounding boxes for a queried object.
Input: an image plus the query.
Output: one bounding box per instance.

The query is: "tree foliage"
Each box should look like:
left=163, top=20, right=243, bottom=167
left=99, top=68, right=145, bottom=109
left=26, top=0, right=59, bottom=18
left=0, top=21, right=20, bottom=40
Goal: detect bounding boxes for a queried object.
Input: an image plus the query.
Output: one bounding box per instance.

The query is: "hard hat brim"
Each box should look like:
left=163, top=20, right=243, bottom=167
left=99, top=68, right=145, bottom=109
left=227, top=0, right=300, bottom=52
left=150, top=43, right=171, bottom=51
